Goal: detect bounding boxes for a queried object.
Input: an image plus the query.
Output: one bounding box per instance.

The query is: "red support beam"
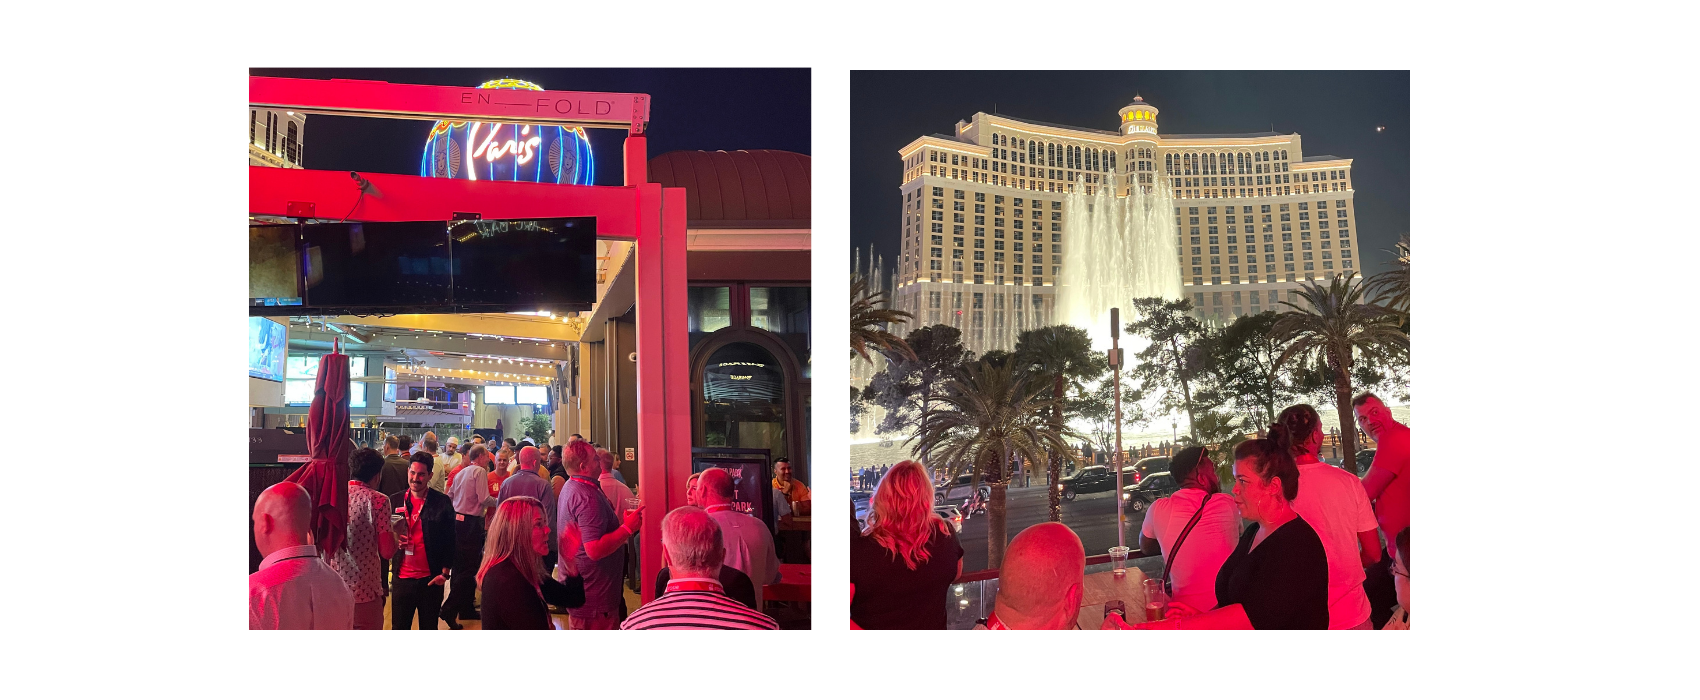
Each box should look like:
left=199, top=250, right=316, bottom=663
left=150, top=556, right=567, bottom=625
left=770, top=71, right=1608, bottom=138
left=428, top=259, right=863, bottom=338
left=250, top=76, right=649, bottom=130
left=634, top=182, right=692, bottom=603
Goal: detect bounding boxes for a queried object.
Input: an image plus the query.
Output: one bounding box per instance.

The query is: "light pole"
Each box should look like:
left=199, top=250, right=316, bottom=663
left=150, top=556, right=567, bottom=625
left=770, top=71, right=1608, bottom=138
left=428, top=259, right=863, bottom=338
left=1110, top=308, right=1126, bottom=550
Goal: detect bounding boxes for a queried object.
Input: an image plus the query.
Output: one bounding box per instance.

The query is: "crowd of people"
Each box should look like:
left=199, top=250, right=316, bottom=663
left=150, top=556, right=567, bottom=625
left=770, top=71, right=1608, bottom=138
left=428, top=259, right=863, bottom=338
left=251, top=430, right=807, bottom=630
left=849, top=392, right=1410, bottom=631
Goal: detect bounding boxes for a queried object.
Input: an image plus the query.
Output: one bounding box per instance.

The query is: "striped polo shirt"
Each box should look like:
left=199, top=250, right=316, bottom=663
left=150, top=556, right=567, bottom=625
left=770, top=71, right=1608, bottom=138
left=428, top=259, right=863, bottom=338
left=619, top=579, right=779, bottom=630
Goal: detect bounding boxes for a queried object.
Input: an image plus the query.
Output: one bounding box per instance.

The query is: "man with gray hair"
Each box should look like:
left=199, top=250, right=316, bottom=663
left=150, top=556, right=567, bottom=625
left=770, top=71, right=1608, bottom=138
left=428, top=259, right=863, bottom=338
left=620, top=507, right=778, bottom=630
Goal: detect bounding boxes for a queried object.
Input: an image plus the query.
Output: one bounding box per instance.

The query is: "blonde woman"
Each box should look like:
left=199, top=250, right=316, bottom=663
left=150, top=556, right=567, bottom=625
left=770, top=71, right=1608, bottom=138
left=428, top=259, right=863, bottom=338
left=476, top=497, right=583, bottom=629
left=850, top=461, right=964, bottom=629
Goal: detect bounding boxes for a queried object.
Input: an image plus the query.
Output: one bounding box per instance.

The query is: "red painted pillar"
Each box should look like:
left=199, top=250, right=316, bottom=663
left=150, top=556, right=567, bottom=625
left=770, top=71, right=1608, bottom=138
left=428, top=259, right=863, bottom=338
left=624, top=135, right=647, bottom=187
left=633, top=179, right=692, bottom=603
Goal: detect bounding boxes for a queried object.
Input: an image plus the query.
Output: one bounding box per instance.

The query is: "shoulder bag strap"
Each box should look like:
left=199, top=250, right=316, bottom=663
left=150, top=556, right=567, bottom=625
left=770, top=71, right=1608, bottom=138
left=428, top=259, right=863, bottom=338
left=1161, top=490, right=1215, bottom=596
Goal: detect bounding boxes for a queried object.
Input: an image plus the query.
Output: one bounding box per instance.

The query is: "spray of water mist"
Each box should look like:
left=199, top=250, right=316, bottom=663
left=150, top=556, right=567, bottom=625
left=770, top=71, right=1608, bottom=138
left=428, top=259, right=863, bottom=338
left=1052, top=170, right=1187, bottom=439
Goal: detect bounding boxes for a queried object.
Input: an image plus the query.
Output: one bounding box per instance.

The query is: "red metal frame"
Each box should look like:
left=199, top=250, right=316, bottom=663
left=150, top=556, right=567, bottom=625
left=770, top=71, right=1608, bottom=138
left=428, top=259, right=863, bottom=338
left=250, top=77, right=686, bottom=602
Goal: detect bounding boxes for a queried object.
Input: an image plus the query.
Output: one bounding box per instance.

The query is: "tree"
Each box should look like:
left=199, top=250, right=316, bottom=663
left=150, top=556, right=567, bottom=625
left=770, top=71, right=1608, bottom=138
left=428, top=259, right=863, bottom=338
left=1126, top=297, right=1213, bottom=442
left=1273, top=273, right=1408, bottom=474
left=1013, top=325, right=1106, bottom=522
left=851, top=273, right=915, bottom=362
left=864, top=325, right=974, bottom=440
left=910, top=360, right=1080, bottom=570
left=1071, top=368, right=1147, bottom=463
left=1200, top=312, right=1299, bottom=433
left=521, top=413, right=552, bottom=445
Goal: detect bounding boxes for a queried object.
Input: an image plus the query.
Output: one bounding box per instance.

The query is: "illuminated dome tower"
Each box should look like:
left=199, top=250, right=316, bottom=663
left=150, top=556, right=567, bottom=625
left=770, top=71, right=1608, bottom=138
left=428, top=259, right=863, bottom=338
left=420, top=79, right=596, bottom=184
left=1117, top=95, right=1159, bottom=137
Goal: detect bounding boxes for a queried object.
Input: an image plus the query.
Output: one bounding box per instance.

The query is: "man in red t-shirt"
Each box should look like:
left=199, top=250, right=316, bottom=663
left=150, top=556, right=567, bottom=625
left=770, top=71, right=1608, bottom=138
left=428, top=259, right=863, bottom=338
left=1353, top=393, right=1409, bottom=545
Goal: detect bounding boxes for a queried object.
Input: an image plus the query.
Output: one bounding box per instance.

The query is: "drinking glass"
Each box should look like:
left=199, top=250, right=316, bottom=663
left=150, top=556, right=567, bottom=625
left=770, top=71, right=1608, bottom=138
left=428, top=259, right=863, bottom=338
left=1142, top=579, right=1169, bottom=622
left=1108, top=546, right=1131, bottom=576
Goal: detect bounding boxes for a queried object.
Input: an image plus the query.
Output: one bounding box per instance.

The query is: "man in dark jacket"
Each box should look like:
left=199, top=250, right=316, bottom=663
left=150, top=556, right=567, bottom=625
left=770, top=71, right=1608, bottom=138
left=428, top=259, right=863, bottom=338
left=389, top=454, right=457, bottom=630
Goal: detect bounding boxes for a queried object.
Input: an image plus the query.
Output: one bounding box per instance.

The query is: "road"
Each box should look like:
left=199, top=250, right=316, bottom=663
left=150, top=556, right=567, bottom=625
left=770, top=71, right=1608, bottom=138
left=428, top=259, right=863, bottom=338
left=948, top=480, right=1141, bottom=572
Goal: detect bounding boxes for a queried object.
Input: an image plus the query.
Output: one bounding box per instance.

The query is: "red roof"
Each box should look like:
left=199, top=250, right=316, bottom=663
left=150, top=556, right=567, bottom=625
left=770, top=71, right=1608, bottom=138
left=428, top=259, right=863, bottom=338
left=648, top=150, right=809, bottom=229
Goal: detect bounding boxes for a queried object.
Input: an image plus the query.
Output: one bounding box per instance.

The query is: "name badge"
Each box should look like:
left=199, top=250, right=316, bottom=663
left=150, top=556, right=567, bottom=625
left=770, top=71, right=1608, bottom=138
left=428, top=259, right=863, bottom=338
left=456, top=513, right=465, bottom=521
left=404, top=549, right=414, bottom=556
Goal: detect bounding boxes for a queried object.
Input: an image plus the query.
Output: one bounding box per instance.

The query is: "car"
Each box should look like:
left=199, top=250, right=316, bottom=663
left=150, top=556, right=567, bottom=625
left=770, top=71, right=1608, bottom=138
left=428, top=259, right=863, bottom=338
left=1058, top=465, right=1116, bottom=501
left=1120, top=471, right=1182, bottom=513
left=1128, top=456, right=1171, bottom=482
left=1354, top=449, right=1377, bottom=476
left=934, top=505, right=964, bottom=532
left=935, top=479, right=990, bottom=505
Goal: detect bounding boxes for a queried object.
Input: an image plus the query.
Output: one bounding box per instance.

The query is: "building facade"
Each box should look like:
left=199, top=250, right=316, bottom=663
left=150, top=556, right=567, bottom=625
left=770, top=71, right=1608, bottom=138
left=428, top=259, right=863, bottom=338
left=249, top=108, right=306, bottom=168
left=892, top=96, right=1360, bottom=355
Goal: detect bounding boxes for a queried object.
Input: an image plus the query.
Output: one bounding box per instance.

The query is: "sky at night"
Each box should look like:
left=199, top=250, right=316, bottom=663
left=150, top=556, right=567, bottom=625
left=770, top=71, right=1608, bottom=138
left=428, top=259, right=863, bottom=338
left=251, top=68, right=810, bottom=185
left=851, top=70, right=1409, bottom=276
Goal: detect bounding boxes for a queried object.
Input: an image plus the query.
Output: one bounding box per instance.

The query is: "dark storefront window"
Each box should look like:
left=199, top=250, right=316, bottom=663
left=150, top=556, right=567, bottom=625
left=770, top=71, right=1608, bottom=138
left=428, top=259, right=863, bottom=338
left=750, top=286, right=811, bottom=378
left=701, top=342, right=786, bottom=460
left=688, top=286, right=732, bottom=347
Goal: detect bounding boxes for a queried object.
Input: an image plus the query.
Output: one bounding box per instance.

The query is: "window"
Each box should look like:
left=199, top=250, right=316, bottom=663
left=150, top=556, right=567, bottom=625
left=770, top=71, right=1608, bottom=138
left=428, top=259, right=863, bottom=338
left=974, top=239, right=984, bottom=249
left=931, top=248, right=942, bottom=258
left=954, top=189, right=965, bottom=200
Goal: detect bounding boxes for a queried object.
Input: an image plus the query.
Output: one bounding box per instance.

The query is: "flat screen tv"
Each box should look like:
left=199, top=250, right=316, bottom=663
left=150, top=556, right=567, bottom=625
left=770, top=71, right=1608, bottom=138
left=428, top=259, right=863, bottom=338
left=515, top=385, right=547, bottom=405
left=248, top=318, right=287, bottom=382
left=250, top=217, right=595, bottom=315
left=484, top=385, right=515, bottom=405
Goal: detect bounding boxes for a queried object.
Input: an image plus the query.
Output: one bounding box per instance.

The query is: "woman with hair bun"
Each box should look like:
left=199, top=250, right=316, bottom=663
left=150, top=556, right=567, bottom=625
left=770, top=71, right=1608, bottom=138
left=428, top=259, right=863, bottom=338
left=850, top=461, right=964, bottom=629
left=1213, top=433, right=1330, bottom=629
left=1279, top=404, right=1384, bottom=629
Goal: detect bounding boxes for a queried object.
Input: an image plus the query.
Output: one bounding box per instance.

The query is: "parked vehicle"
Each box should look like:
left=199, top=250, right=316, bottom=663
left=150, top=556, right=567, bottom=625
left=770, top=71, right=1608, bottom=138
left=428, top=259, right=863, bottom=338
left=1355, top=449, right=1377, bottom=476
left=1120, top=471, right=1182, bottom=513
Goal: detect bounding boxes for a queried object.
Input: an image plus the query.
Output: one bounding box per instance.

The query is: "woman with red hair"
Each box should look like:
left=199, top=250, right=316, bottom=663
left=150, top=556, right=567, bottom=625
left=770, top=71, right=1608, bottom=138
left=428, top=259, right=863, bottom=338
left=850, top=461, right=964, bottom=629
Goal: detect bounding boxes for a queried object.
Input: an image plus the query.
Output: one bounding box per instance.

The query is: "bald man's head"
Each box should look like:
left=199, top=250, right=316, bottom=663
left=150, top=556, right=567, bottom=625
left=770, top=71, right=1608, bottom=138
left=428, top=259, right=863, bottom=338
left=252, top=481, right=315, bottom=558
left=697, top=468, right=735, bottom=506
left=996, top=522, right=1086, bottom=629
left=518, top=446, right=539, bottom=469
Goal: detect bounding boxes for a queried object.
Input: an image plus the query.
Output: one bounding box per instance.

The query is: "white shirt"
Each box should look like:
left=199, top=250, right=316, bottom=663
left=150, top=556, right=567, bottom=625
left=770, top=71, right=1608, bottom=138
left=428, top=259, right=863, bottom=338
left=706, top=505, right=781, bottom=606
left=599, top=473, right=636, bottom=518
left=448, top=463, right=498, bottom=516
left=1292, top=459, right=1380, bottom=629
left=249, top=544, right=354, bottom=630
left=1139, top=488, right=1242, bottom=611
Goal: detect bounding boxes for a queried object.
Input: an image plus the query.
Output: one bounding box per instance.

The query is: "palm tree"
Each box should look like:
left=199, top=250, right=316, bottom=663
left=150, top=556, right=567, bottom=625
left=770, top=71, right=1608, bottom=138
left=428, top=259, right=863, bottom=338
left=1013, top=325, right=1105, bottom=522
left=910, top=360, right=1079, bottom=570
left=1368, top=236, right=1411, bottom=329
left=1273, top=273, right=1408, bottom=474
left=851, top=273, right=916, bottom=362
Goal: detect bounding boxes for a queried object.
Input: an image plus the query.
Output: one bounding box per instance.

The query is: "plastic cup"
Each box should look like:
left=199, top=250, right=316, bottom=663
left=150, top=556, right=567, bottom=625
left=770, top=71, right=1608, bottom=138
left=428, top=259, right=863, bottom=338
left=1142, top=579, right=1169, bottom=621
left=1108, top=546, right=1131, bottom=576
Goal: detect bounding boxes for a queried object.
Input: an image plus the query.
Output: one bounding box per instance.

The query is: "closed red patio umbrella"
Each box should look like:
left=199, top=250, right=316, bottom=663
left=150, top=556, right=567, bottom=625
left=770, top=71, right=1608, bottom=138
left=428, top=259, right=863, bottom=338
left=285, top=340, right=352, bottom=557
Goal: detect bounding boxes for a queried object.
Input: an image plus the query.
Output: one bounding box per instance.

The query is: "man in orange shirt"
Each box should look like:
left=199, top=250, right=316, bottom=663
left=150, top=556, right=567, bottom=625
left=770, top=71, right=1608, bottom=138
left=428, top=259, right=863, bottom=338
left=772, top=458, right=810, bottom=515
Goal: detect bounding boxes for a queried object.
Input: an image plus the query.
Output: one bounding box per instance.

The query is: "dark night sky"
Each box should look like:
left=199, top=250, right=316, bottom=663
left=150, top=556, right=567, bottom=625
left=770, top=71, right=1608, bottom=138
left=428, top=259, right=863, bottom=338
left=851, top=70, right=1409, bottom=274
left=251, top=68, right=811, bottom=184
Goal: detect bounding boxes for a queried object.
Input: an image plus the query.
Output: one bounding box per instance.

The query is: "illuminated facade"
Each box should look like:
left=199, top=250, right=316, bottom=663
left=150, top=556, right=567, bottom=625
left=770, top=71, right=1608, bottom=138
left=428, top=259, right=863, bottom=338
left=892, top=96, right=1362, bottom=354
left=249, top=108, right=306, bottom=168
left=420, top=79, right=596, bottom=184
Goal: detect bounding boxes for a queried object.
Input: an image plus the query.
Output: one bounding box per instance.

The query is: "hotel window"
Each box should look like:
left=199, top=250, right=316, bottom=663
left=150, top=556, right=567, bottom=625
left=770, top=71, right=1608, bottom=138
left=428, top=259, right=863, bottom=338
left=929, top=260, right=941, bottom=271
left=931, top=235, right=943, bottom=245
left=953, top=262, right=963, bottom=272
left=974, top=239, right=985, bottom=249
left=931, top=223, right=943, bottom=233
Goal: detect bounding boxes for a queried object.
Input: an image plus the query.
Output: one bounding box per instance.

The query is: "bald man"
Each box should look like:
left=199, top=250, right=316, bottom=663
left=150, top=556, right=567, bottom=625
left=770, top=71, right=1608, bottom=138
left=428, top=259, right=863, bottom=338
left=698, top=468, right=781, bottom=607
left=498, top=446, right=556, bottom=572
left=250, top=482, right=354, bottom=629
left=980, top=523, right=1085, bottom=630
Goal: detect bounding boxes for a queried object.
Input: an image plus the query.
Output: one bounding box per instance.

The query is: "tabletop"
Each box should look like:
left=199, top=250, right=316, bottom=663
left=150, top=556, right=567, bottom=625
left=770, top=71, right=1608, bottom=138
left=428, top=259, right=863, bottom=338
left=1076, top=567, right=1150, bottom=630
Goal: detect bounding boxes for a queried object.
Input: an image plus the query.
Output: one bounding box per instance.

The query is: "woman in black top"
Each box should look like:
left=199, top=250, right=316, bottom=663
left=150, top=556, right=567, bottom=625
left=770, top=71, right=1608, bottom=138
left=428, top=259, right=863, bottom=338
left=1215, top=434, right=1329, bottom=630
left=477, top=497, right=583, bottom=630
left=851, top=461, right=964, bottom=629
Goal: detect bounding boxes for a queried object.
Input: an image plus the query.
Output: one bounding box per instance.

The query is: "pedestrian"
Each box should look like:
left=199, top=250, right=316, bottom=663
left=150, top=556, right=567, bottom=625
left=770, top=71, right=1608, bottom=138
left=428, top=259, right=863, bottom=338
left=1137, top=446, right=1241, bottom=613
left=328, top=448, right=399, bottom=629
left=476, top=497, right=584, bottom=630
left=1279, top=404, right=1381, bottom=629
left=850, top=461, right=963, bottom=630
left=1214, top=436, right=1330, bottom=629
left=555, top=440, right=643, bottom=629
left=250, top=482, right=354, bottom=629
left=442, top=444, right=497, bottom=629
left=389, top=456, right=456, bottom=630
left=698, top=468, right=781, bottom=606
left=620, top=507, right=779, bottom=630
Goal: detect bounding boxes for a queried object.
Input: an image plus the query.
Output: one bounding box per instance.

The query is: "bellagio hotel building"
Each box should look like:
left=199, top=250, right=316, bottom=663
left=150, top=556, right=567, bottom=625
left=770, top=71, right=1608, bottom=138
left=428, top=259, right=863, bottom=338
left=891, top=96, right=1360, bottom=352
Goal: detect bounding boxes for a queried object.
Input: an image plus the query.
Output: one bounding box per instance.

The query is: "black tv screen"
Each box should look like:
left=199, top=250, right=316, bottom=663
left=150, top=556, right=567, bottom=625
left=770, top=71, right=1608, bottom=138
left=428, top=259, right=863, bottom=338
left=449, top=217, right=596, bottom=311
left=302, top=221, right=453, bottom=310
left=248, top=217, right=595, bottom=316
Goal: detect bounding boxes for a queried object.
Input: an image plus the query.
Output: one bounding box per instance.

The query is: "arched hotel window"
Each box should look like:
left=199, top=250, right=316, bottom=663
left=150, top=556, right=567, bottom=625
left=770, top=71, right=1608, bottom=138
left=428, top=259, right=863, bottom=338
left=1281, top=150, right=1288, bottom=160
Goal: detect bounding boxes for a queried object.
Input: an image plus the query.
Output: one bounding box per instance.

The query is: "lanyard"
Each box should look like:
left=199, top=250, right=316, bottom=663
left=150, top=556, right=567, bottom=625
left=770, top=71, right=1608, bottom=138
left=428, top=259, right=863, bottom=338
left=704, top=504, right=735, bottom=513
